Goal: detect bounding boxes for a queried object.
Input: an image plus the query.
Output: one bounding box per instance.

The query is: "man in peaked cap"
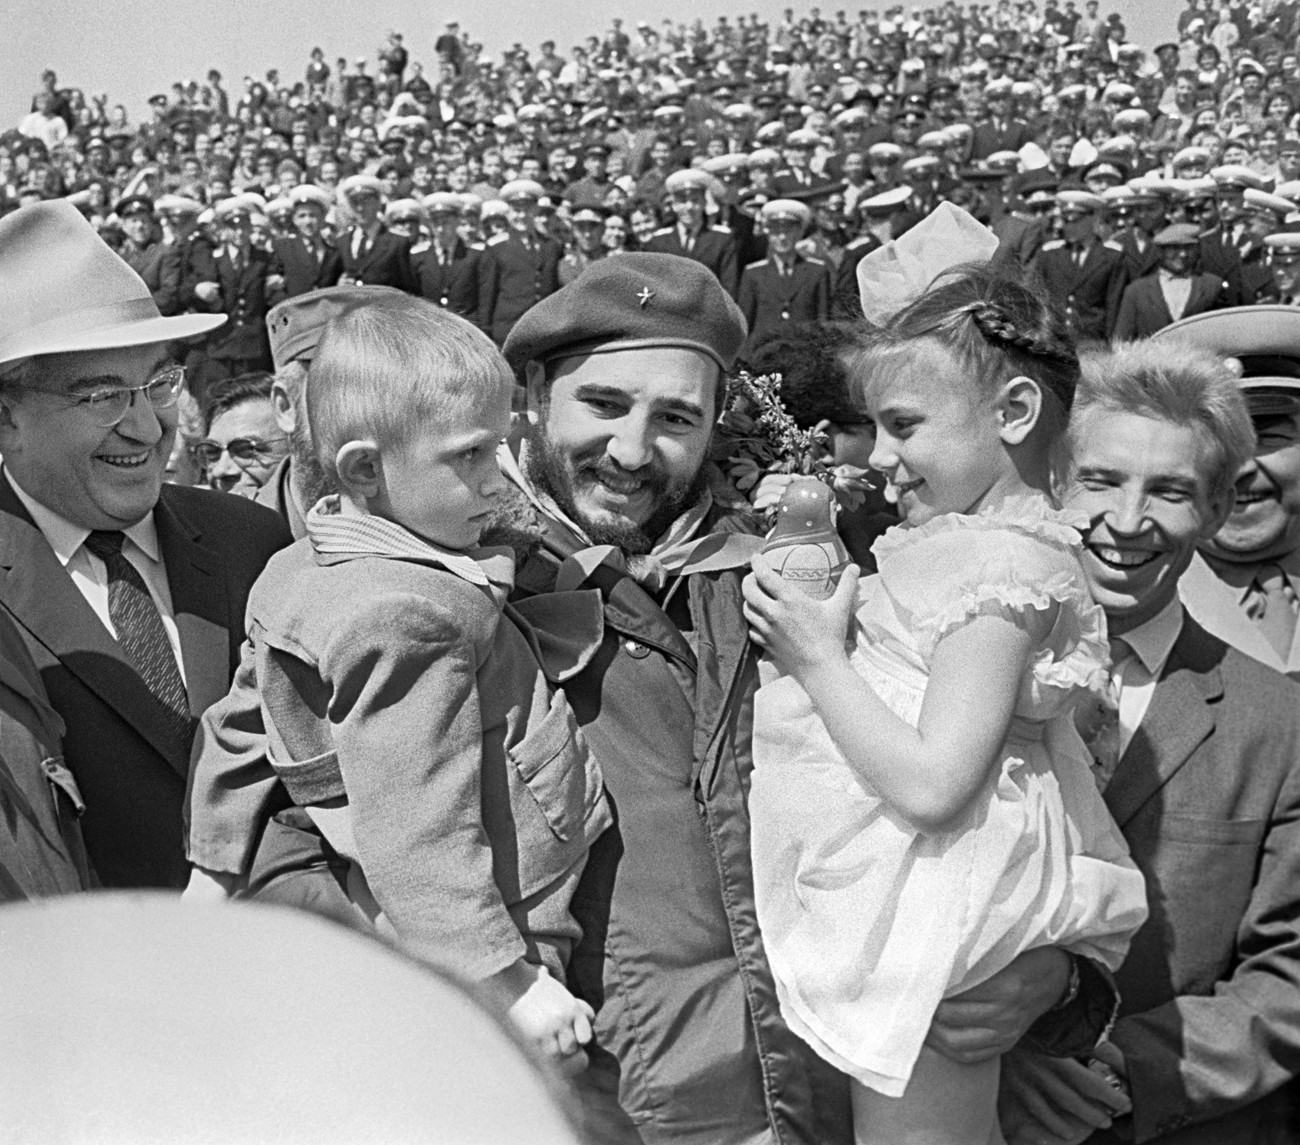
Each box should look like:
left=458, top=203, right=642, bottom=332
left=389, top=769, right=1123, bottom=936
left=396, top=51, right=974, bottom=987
left=477, top=178, right=563, bottom=345
left=1156, top=306, right=1300, bottom=681
left=115, top=195, right=183, bottom=319
left=0, top=202, right=291, bottom=888
left=1033, top=189, right=1127, bottom=342
left=335, top=174, right=414, bottom=293
left=1114, top=223, right=1228, bottom=340
left=643, top=168, right=741, bottom=296
left=492, top=253, right=1114, bottom=1145
left=267, top=184, right=343, bottom=299
left=736, top=199, right=830, bottom=355
left=410, top=192, right=483, bottom=327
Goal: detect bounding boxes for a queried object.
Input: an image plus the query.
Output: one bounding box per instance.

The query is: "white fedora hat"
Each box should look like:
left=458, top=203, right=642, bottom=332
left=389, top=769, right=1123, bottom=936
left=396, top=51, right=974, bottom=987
left=0, top=201, right=226, bottom=370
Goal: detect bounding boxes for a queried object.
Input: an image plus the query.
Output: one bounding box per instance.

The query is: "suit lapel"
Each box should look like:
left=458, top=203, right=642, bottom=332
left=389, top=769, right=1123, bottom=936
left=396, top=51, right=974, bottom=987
left=0, top=478, right=186, bottom=770
left=1143, top=278, right=1174, bottom=327
left=155, top=489, right=232, bottom=723
left=1105, top=626, right=1221, bottom=827
left=1186, top=275, right=1218, bottom=315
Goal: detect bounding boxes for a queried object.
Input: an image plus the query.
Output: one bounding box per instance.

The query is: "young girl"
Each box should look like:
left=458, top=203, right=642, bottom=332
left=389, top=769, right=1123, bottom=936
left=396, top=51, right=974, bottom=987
left=743, top=265, right=1148, bottom=1145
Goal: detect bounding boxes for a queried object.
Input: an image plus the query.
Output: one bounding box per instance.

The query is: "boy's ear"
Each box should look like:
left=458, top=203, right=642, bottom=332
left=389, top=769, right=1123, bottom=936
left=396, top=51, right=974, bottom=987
left=996, top=375, right=1043, bottom=445
left=523, top=360, right=547, bottom=426
left=334, top=439, right=384, bottom=501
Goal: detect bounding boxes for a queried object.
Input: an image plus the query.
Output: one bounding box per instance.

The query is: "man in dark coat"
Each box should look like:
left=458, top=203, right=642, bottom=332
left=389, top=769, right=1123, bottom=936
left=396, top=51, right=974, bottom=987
left=1033, top=190, right=1127, bottom=343
left=477, top=179, right=562, bottom=345
left=737, top=199, right=831, bottom=356
left=335, top=174, right=414, bottom=292
left=0, top=202, right=291, bottom=889
left=268, top=184, right=342, bottom=298
left=411, top=192, right=484, bottom=326
left=1114, top=224, right=1227, bottom=340
left=643, top=167, right=740, bottom=296
left=115, top=195, right=182, bottom=317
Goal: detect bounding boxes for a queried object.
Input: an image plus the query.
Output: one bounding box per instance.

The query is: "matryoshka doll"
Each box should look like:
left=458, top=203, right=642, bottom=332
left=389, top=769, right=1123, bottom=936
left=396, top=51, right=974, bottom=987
left=761, top=476, right=852, bottom=600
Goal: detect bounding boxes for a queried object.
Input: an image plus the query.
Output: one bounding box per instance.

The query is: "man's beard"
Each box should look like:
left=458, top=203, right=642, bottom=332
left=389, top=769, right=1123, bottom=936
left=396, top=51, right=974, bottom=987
left=290, top=421, right=337, bottom=509
left=522, top=423, right=709, bottom=556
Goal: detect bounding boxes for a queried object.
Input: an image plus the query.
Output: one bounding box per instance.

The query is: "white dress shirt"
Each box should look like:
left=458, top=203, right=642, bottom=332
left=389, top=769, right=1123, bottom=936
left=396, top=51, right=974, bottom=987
left=1157, top=269, right=1194, bottom=322
left=1112, top=596, right=1184, bottom=757
left=5, top=471, right=187, bottom=685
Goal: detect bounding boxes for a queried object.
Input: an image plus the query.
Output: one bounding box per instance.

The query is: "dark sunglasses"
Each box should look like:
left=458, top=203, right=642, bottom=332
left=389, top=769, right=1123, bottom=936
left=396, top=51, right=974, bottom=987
left=191, top=436, right=287, bottom=465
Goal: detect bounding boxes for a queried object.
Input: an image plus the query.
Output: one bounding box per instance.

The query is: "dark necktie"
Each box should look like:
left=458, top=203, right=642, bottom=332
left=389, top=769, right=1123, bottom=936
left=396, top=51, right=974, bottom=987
left=83, top=530, right=192, bottom=749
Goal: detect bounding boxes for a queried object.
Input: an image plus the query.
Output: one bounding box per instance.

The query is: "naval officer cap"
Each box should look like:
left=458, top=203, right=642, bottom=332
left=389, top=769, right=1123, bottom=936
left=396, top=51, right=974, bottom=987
left=502, top=252, right=747, bottom=377
left=1154, top=305, right=1300, bottom=405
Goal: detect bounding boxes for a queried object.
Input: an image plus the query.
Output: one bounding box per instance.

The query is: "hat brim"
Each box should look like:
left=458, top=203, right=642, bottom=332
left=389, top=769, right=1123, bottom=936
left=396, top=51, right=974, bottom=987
left=0, top=312, right=226, bottom=370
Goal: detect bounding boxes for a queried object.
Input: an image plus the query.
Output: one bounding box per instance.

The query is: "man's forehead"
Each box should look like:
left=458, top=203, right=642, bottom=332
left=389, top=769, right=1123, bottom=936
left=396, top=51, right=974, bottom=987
left=39, top=343, right=172, bottom=383
left=550, top=345, right=719, bottom=398
left=1073, top=406, right=1213, bottom=481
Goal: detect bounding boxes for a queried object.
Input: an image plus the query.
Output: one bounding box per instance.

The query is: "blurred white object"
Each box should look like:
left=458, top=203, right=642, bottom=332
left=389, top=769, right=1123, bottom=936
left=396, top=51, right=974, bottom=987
left=0, top=892, right=586, bottom=1144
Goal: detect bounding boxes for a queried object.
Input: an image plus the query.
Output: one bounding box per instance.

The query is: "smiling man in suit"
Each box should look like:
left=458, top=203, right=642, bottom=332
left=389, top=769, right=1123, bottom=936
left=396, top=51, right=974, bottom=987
left=1113, top=224, right=1227, bottom=341
left=335, top=174, right=414, bottom=292
left=0, top=202, right=292, bottom=889
left=268, top=184, right=343, bottom=299
left=1000, top=340, right=1300, bottom=1144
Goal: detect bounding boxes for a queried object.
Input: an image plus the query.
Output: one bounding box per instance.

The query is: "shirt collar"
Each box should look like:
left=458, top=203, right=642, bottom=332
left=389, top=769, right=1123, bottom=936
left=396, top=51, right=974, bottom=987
left=4, top=468, right=160, bottom=566
left=1115, top=594, right=1184, bottom=677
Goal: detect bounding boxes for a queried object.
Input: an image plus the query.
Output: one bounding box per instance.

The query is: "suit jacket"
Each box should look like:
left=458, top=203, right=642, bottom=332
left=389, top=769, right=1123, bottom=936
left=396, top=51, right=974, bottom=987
left=477, top=232, right=563, bottom=345
left=175, top=233, right=217, bottom=314
left=0, top=479, right=291, bottom=888
left=205, top=246, right=274, bottom=364
left=120, top=241, right=183, bottom=317
left=832, top=233, right=881, bottom=318
left=336, top=226, right=414, bottom=292
left=991, top=213, right=1048, bottom=271
left=970, top=118, right=1036, bottom=160
left=413, top=238, right=484, bottom=326
left=1033, top=239, right=1128, bottom=342
left=737, top=256, right=831, bottom=356
left=1113, top=229, right=1161, bottom=283
left=269, top=235, right=343, bottom=298
left=1180, top=551, right=1300, bottom=680
left=1114, top=273, right=1225, bottom=341
left=1084, top=616, right=1300, bottom=1143
left=643, top=226, right=740, bottom=297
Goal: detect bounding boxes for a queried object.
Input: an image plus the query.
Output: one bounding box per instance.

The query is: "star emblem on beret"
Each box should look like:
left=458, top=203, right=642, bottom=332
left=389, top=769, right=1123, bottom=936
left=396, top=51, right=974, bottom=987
left=637, top=287, right=655, bottom=308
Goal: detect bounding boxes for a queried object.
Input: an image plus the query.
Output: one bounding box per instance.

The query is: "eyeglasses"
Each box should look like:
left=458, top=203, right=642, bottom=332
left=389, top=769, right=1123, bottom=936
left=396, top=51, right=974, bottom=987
left=191, top=436, right=288, bottom=467
left=23, top=364, right=186, bottom=428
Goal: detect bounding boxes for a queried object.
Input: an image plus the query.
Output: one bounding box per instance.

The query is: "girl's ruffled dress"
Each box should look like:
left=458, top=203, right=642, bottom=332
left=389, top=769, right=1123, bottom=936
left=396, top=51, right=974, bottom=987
left=749, top=495, right=1148, bottom=1098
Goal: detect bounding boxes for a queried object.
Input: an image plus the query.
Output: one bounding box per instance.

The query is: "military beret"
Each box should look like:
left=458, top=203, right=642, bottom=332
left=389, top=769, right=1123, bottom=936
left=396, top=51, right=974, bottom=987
left=266, top=284, right=407, bottom=370
left=338, top=174, right=383, bottom=200
left=500, top=179, right=546, bottom=202
left=288, top=184, right=333, bottom=211
left=113, top=194, right=154, bottom=218
left=1154, top=304, right=1300, bottom=398
left=664, top=168, right=712, bottom=195
left=1153, top=223, right=1201, bottom=246
left=760, top=199, right=811, bottom=226
left=502, top=253, right=746, bottom=376
left=424, top=191, right=463, bottom=215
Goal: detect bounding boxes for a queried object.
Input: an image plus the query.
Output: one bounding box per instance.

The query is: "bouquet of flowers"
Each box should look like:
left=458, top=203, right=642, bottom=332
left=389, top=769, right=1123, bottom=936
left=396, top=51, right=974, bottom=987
left=711, top=370, right=837, bottom=503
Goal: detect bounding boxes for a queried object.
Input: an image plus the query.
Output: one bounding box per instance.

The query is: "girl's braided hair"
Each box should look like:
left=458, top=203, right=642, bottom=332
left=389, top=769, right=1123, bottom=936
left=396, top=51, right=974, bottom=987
left=844, top=261, right=1081, bottom=442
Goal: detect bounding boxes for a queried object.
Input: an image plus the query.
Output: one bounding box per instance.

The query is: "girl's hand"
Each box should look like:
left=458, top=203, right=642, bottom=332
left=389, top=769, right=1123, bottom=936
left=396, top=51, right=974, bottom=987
left=830, top=464, right=874, bottom=513
left=742, top=554, right=859, bottom=679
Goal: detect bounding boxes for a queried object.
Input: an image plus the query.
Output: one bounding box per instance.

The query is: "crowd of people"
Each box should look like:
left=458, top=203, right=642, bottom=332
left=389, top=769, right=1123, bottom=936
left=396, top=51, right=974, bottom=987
left=3, top=2, right=1300, bottom=1144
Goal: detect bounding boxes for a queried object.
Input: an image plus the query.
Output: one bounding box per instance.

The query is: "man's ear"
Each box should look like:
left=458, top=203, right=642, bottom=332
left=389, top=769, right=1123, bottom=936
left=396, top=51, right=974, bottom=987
left=996, top=375, right=1044, bottom=445
left=334, top=439, right=383, bottom=501
left=524, top=360, right=547, bottom=426
left=269, top=379, right=296, bottom=435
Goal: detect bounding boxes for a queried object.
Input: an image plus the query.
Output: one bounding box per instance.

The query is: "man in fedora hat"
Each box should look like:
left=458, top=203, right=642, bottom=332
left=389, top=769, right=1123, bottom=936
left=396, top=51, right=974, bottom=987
left=0, top=202, right=292, bottom=889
